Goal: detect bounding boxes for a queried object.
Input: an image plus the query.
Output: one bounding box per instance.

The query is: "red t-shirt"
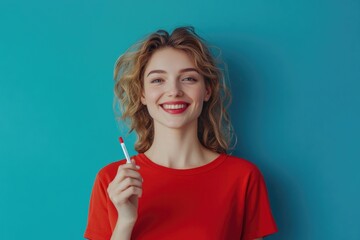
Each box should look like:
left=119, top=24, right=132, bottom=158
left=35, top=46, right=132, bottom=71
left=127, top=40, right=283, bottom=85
left=84, top=153, right=278, bottom=240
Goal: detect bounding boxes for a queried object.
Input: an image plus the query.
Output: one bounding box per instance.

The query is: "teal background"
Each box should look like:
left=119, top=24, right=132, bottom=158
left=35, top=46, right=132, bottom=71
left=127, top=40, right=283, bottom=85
left=1, top=0, right=359, bottom=239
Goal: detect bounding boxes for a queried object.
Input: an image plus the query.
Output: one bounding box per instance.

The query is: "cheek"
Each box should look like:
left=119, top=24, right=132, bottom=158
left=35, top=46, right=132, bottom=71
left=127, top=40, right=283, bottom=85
left=192, top=87, right=208, bottom=101
left=143, top=89, right=161, bottom=104
left=190, top=89, right=207, bottom=112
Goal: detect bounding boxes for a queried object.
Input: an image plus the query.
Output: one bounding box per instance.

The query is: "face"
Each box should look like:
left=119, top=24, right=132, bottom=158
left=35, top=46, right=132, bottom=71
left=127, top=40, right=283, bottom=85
left=141, top=47, right=211, bottom=130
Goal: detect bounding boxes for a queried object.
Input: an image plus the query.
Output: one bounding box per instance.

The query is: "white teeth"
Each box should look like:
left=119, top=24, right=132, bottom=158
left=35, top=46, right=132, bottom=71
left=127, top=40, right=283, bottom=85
left=162, top=104, right=187, bottom=109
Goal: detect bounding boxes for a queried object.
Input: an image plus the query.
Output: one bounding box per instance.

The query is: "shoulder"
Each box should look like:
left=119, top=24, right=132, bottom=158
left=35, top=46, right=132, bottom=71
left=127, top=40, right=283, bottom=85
left=220, top=154, right=266, bottom=184
left=97, top=159, right=124, bottom=177
left=95, top=155, right=139, bottom=184
left=223, top=154, right=262, bottom=174
left=222, top=155, right=271, bottom=196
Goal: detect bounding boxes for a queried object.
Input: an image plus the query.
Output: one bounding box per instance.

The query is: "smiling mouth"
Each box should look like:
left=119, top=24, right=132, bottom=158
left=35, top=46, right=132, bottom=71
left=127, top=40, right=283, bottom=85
left=160, top=103, right=190, bottom=114
left=161, top=104, right=188, bottom=110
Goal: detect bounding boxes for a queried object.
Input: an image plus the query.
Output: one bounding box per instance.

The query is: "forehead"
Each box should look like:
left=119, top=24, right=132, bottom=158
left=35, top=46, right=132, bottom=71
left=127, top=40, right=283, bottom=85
left=144, top=48, right=196, bottom=76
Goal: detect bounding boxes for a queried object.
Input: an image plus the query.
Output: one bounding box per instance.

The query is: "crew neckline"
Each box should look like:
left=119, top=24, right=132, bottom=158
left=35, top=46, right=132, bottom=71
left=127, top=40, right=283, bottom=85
left=137, top=153, right=227, bottom=175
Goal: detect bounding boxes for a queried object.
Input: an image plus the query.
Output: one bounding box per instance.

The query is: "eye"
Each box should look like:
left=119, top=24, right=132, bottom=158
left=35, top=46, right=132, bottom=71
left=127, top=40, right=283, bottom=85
left=150, top=78, right=163, bottom=84
left=182, top=77, right=197, bottom=82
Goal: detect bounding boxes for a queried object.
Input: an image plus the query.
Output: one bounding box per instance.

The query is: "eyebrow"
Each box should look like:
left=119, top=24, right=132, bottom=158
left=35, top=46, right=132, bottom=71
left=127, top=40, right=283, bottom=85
left=146, top=68, right=199, bottom=77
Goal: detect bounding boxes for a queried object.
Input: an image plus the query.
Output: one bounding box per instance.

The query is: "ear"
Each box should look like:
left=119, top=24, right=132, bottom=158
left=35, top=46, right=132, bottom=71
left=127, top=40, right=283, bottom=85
left=204, top=86, right=212, bottom=102
left=141, top=92, right=147, bottom=105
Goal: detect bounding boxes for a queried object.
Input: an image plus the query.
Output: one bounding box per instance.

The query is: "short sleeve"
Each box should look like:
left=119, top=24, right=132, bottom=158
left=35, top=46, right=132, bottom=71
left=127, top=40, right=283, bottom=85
left=84, top=173, right=112, bottom=240
left=241, top=167, right=278, bottom=240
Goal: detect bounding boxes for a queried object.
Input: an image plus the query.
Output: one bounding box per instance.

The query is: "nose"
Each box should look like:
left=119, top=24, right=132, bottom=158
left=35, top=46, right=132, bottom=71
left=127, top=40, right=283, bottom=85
left=166, top=80, right=183, bottom=97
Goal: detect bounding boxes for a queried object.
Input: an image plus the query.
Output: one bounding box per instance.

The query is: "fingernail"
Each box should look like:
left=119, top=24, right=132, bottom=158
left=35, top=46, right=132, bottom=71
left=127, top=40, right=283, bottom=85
left=136, top=165, right=140, bottom=169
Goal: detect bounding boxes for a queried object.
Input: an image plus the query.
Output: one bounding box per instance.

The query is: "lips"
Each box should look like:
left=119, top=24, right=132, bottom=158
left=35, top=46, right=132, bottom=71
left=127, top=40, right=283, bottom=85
left=160, top=101, right=189, bottom=114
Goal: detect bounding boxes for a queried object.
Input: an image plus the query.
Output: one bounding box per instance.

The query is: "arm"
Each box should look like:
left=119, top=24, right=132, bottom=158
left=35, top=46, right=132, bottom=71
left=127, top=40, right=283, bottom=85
left=242, top=166, right=278, bottom=240
left=107, top=160, right=143, bottom=240
left=110, top=220, right=135, bottom=240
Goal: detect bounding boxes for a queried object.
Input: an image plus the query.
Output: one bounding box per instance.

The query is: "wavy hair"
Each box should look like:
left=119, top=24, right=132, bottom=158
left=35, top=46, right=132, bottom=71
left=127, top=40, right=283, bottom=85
left=113, top=26, right=234, bottom=153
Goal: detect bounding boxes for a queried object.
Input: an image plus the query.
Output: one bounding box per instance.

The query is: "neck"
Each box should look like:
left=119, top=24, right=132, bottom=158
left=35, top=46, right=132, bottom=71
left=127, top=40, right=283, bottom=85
left=144, top=122, right=218, bottom=169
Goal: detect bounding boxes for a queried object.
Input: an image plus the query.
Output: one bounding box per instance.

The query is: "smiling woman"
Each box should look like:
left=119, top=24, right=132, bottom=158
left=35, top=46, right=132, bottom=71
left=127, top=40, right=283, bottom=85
left=84, top=26, right=278, bottom=240
left=114, top=27, right=233, bottom=154
left=141, top=48, right=211, bottom=131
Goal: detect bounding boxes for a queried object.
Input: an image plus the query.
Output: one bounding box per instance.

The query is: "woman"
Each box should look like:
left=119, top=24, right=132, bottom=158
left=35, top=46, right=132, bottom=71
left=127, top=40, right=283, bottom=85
left=84, top=26, right=277, bottom=240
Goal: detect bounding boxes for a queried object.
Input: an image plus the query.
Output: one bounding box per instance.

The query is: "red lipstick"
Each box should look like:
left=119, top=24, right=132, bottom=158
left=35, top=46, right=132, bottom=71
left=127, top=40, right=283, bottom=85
left=160, top=101, right=189, bottom=114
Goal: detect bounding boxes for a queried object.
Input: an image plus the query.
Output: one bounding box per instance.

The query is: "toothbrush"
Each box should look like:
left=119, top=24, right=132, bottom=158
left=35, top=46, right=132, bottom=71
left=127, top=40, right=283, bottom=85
left=118, top=137, right=132, bottom=164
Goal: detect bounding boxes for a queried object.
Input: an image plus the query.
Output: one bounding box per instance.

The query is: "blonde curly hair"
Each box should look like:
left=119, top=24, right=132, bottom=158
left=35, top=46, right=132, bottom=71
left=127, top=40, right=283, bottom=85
left=113, top=26, right=233, bottom=153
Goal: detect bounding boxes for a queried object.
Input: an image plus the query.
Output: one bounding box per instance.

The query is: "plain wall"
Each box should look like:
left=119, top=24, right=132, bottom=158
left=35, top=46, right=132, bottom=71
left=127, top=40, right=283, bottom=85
left=1, top=0, right=359, bottom=239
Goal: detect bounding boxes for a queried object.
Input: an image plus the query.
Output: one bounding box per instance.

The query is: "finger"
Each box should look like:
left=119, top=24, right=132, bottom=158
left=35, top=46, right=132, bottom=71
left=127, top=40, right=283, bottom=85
left=118, top=160, right=140, bottom=171
left=113, top=164, right=141, bottom=182
left=121, top=186, right=142, bottom=199
left=111, top=186, right=142, bottom=204
left=113, top=168, right=142, bottom=184
left=107, top=176, right=142, bottom=198
left=113, top=177, right=143, bottom=195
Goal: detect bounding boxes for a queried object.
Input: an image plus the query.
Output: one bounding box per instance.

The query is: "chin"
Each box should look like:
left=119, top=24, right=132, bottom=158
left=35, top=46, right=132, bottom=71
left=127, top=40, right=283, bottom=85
left=156, top=120, right=197, bottom=131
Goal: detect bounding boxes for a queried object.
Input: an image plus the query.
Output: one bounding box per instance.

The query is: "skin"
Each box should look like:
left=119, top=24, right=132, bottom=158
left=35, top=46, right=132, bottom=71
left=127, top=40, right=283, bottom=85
left=107, top=47, right=264, bottom=240
left=141, top=47, right=218, bottom=169
left=107, top=159, right=143, bottom=240
left=141, top=47, right=211, bottom=131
